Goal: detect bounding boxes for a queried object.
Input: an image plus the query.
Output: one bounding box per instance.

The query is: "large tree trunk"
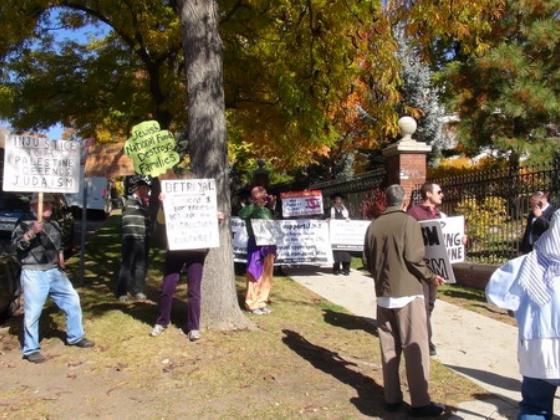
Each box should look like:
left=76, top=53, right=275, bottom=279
left=178, top=0, right=252, bottom=330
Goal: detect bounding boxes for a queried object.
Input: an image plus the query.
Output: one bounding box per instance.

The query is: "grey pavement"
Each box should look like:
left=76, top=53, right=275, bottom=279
left=284, top=266, right=560, bottom=419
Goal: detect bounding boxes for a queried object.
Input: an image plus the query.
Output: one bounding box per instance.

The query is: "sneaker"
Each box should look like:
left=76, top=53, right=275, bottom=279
left=249, top=308, right=265, bottom=315
left=260, top=306, right=272, bottom=314
left=23, top=352, right=46, bottom=364
left=187, top=330, right=201, bottom=342
left=69, top=338, right=95, bottom=348
left=118, top=295, right=129, bottom=303
left=134, top=293, right=147, bottom=301
left=410, top=402, right=444, bottom=417
left=150, top=324, right=167, bottom=337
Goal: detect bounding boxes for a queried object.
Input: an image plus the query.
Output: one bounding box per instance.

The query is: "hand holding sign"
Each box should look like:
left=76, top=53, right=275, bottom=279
left=124, top=121, right=180, bottom=177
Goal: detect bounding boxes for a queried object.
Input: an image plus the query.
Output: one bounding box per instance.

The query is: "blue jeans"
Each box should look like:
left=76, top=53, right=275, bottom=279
left=518, top=376, right=560, bottom=420
left=21, top=268, right=85, bottom=356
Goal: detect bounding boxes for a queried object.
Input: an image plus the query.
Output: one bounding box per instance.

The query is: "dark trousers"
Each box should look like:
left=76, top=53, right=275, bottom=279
left=333, top=251, right=351, bottom=274
left=422, top=282, right=437, bottom=350
left=117, top=237, right=148, bottom=296
left=519, top=376, right=559, bottom=419
left=155, top=250, right=206, bottom=332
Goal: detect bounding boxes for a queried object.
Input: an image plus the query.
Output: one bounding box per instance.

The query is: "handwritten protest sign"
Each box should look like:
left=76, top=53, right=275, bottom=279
left=330, top=219, right=371, bottom=251
left=419, top=220, right=456, bottom=283
left=161, top=179, right=219, bottom=251
left=2, top=135, right=80, bottom=193
left=280, top=190, right=323, bottom=218
left=252, top=219, right=333, bottom=265
left=124, top=120, right=180, bottom=177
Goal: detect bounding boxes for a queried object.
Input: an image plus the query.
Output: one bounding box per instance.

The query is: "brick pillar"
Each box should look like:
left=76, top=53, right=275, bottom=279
left=382, top=117, right=432, bottom=200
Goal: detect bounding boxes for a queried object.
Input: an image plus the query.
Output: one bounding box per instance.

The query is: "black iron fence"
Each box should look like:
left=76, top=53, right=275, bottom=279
left=420, top=162, right=560, bottom=264
left=310, top=167, right=386, bottom=218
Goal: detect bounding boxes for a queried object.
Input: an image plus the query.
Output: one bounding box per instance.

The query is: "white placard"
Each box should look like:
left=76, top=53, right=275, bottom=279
left=252, top=219, right=333, bottom=265
left=230, top=217, right=248, bottom=263
left=438, top=216, right=465, bottom=263
left=330, top=219, right=371, bottom=251
left=280, top=190, right=324, bottom=218
left=419, top=220, right=456, bottom=283
left=2, top=135, right=81, bottom=193
left=161, top=179, right=219, bottom=251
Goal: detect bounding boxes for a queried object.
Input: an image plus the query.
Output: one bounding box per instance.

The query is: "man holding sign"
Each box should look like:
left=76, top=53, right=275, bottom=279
left=11, top=194, right=94, bottom=363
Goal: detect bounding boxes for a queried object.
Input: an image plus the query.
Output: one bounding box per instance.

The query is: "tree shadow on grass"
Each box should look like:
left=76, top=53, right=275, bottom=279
left=281, top=329, right=385, bottom=417
left=322, top=309, right=378, bottom=336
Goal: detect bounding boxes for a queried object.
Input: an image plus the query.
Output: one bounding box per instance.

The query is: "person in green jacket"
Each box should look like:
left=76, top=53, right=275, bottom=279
left=238, top=186, right=277, bottom=315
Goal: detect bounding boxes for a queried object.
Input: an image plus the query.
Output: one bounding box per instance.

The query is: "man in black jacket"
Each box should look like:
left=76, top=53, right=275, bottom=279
left=520, top=191, right=555, bottom=254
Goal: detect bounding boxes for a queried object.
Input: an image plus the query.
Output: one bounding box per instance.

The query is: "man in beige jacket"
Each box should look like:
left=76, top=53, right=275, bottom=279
left=364, top=184, right=445, bottom=417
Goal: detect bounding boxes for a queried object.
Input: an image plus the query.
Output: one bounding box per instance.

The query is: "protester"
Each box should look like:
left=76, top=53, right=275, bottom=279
left=520, top=191, right=555, bottom=254
left=149, top=171, right=224, bottom=341
left=11, top=193, right=94, bottom=363
left=329, top=193, right=351, bottom=276
left=116, top=176, right=151, bottom=302
left=487, top=210, right=560, bottom=419
left=238, top=186, right=277, bottom=315
left=407, top=182, right=443, bottom=356
left=364, top=184, right=445, bottom=417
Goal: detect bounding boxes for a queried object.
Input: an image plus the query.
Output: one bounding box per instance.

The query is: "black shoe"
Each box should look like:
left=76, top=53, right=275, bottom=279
left=429, top=344, right=437, bottom=356
left=333, top=271, right=340, bottom=276
left=343, top=271, right=350, bottom=276
left=69, top=338, right=95, bottom=348
left=385, top=402, right=402, bottom=412
left=410, top=402, right=444, bottom=417
left=23, top=352, right=46, bottom=364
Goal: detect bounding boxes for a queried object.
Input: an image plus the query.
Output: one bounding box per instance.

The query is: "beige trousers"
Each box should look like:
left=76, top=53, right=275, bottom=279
left=376, top=297, right=431, bottom=407
left=245, top=254, right=274, bottom=310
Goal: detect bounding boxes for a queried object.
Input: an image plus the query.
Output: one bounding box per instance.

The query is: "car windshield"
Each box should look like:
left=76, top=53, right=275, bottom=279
left=0, top=192, right=30, bottom=211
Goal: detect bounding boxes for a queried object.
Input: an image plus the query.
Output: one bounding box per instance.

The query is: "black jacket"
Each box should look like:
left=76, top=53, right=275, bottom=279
left=520, top=203, right=556, bottom=253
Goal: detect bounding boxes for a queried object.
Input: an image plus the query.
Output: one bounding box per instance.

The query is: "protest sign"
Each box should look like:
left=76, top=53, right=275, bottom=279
left=124, top=120, right=180, bottom=177
left=419, top=220, right=456, bottom=283
left=252, top=219, right=333, bottom=265
left=280, top=190, right=323, bottom=218
left=2, top=135, right=81, bottom=193
left=161, top=179, right=219, bottom=251
left=438, top=216, right=465, bottom=263
left=329, top=219, right=371, bottom=251
left=230, top=217, right=248, bottom=263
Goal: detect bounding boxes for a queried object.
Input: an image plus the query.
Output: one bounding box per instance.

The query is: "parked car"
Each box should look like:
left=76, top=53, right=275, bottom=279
left=65, top=176, right=112, bottom=218
left=0, top=192, right=75, bottom=320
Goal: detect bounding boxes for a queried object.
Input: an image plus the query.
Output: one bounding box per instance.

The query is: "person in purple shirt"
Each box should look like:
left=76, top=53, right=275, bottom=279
left=407, top=182, right=444, bottom=356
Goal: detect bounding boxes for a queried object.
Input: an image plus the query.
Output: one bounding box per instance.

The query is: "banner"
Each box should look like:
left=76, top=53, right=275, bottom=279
left=161, top=179, right=219, bottom=251
left=124, top=120, right=180, bottom=177
left=280, top=190, right=323, bottom=218
left=329, top=219, right=371, bottom=251
left=2, top=135, right=81, bottom=193
left=419, top=220, right=456, bottom=283
left=252, top=219, right=333, bottom=265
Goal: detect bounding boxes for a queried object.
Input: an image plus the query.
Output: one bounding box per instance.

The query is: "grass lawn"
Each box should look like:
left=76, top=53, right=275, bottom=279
left=0, top=216, right=488, bottom=418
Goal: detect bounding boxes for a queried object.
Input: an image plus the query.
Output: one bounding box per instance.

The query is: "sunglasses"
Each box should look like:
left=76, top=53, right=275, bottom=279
left=436, top=191, right=443, bottom=195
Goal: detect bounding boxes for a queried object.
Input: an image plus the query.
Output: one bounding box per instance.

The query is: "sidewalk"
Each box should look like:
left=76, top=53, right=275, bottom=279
left=284, top=266, right=560, bottom=419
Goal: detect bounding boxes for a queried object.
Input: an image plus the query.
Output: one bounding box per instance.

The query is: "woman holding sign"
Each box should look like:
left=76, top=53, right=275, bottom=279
left=238, top=186, right=277, bottom=315
left=149, top=171, right=224, bottom=342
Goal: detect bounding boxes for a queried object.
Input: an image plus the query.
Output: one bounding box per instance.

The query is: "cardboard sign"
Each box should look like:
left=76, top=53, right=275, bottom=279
left=280, top=190, right=323, bottom=218
left=161, top=179, right=219, bottom=250
left=251, top=219, right=333, bottom=265
left=438, top=216, right=465, bottom=263
left=419, top=220, right=455, bottom=283
left=2, top=135, right=81, bottom=193
left=330, top=219, right=371, bottom=251
left=124, top=120, right=180, bottom=176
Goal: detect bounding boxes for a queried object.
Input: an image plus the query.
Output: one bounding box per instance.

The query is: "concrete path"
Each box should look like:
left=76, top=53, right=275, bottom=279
left=284, top=266, right=560, bottom=419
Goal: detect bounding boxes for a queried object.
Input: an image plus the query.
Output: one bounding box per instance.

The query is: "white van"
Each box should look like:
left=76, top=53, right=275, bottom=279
left=65, top=176, right=112, bottom=216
